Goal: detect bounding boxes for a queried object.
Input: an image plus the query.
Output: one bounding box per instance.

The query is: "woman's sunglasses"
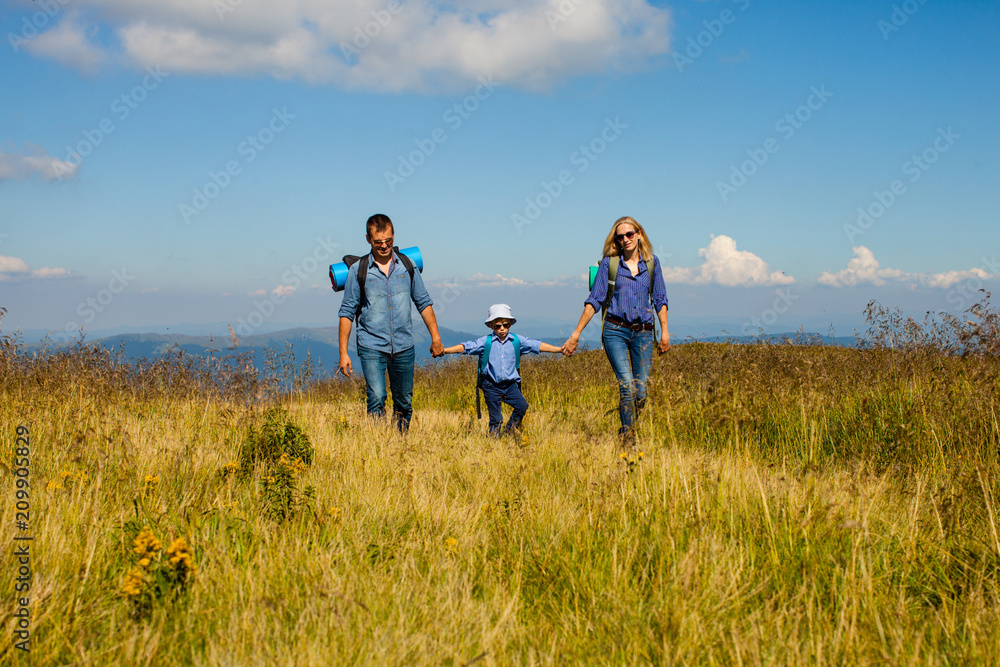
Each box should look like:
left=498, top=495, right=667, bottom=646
left=615, top=231, right=638, bottom=242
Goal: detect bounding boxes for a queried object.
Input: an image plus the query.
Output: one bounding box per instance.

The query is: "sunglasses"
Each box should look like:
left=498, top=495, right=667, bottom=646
left=491, top=321, right=511, bottom=329
left=371, top=238, right=394, bottom=247
left=615, top=230, right=638, bottom=243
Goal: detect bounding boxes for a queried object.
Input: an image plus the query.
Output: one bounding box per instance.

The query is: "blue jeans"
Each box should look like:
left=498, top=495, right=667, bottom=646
left=480, top=378, right=528, bottom=436
left=357, top=345, right=415, bottom=432
left=602, top=322, right=653, bottom=433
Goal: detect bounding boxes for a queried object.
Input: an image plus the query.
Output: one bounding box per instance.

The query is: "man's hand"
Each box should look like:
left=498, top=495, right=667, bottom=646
left=430, top=339, right=445, bottom=357
left=338, top=354, right=353, bottom=377
left=656, top=336, right=671, bottom=355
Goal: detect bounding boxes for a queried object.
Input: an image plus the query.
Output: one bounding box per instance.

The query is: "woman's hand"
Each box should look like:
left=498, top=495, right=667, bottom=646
left=656, top=335, right=671, bottom=355
left=562, top=335, right=579, bottom=356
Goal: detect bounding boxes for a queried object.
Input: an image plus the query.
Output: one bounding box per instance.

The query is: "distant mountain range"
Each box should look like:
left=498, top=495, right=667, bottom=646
left=16, top=325, right=860, bottom=375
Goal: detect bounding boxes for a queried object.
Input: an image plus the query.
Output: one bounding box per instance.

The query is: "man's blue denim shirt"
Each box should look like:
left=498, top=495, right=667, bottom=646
left=338, top=252, right=434, bottom=354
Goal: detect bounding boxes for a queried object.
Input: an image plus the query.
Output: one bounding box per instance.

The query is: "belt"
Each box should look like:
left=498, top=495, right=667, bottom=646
left=605, top=314, right=653, bottom=331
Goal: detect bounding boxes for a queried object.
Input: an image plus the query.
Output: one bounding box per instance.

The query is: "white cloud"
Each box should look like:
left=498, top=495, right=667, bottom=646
left=30, top=267, right=73, bottom=279
left=22, top=1, right=671, bottom=92
left=662, top=235, right=795, bottom=287
left=271, top=285, right=296, bottom=297
left=23, top=10, right=106, bottom=74
left=0, top=255, right=73, bottom=281
left=430, top=272, right=583, bottom=290
left=915, top=268, right=991, bottom=289
left=817, top=246, right=904, bottom=287
left=465, top=272, right=529, bottom=287
left=0, top=145, right=79, bottom=181
left=818, top=246, right=995, bottom=288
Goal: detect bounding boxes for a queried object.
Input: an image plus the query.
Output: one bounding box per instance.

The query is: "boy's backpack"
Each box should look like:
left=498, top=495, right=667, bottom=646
left=475, top=333, right=521, bottom=419
left=339, top=247, right=416, bottom=319
left=598, top=255, right=656, bottom=343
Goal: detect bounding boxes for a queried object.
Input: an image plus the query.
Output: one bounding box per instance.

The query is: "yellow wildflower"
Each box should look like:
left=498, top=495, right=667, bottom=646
left=138, top=557, right=151, bottom=569
left=141, top=475, right=159, bottom=500
left=122, top=566, right=145, bottom=597
left=133, top=527, right=162, bottom=558
left=166, top=537, right=195, bottom=573
left=47, top=480, right=63, bottom=491
left=59, top=470, right=73, bottom=480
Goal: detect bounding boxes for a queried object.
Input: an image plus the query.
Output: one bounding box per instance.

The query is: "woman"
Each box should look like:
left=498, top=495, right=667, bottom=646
left=562, top=216, right=670, bottom=442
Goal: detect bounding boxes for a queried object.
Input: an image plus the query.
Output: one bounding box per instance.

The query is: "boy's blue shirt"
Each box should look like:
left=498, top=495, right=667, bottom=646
left=461, top=333, right=542, bottom=382
left=338, top=252, right=434, bottom=354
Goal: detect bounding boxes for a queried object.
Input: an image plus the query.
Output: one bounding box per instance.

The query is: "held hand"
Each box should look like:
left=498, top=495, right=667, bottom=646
left=561, top=337, right=579, bottom=356
left=338, top=355, right=353, bottom=377
left=656, top=336, right=671, bottom=355
left=430, top=340, right=445, bottom=358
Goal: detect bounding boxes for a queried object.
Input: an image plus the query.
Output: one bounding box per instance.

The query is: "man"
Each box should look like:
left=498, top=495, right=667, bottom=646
left=338, top=214, right=445, bottom=433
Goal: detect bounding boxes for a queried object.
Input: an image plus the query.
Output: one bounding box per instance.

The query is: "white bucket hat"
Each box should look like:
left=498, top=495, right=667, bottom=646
left=485, top=303, right=516, bottom=327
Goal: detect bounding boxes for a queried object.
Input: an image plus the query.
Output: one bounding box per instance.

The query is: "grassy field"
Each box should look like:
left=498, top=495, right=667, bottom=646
left=2, top=301, right=1000, bottom=665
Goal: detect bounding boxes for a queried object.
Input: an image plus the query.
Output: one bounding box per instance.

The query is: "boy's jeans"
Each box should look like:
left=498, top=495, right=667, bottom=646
left=480, top=377, right=528, bottom=436
left=601, top=322, right=653, bottom=434
left=357, top=345, right=415, bottom=432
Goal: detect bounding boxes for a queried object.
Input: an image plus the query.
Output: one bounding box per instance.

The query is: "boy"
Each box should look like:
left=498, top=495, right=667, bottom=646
left=442, top=304, right=567, bottom=437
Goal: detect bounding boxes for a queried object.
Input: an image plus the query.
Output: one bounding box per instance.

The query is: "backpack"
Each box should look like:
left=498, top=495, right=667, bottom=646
left=599, top=255, right=656, bottom=341
left=338, top=247, right=416, bottom=319
left=475, top=333, right=521, bottom=419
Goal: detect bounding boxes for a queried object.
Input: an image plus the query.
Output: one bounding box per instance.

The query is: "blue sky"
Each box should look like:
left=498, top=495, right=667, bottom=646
left=1, top=0, right=998, bottom=341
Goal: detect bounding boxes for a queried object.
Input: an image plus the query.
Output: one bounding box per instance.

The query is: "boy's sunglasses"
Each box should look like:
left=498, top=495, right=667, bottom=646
left=491, top=322, right=511, bottom=329
left=615, top=231, right=638, bottom=242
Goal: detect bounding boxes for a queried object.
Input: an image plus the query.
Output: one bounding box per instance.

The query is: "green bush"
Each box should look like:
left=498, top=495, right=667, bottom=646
left=237, top=406, right=313, bottom=478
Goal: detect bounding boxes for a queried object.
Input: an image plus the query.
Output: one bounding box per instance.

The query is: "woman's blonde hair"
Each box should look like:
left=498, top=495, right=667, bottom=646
left=601, top=216, right=655, bottom=261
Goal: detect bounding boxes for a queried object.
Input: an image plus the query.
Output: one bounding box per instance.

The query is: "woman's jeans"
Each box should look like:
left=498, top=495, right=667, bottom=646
left=602, top=321, right=653, bottom=433
left=357, top=345, right=415, bottom=432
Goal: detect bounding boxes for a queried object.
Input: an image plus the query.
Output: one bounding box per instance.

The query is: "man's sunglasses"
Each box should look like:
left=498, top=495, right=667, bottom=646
left=371, top=238, right=394, bottom=247
left=615, top=231, right=638, bottom=243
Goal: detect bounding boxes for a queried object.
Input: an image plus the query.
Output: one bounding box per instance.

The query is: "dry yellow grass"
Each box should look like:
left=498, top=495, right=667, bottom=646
left=2, top=305, right=1000, bottom=664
